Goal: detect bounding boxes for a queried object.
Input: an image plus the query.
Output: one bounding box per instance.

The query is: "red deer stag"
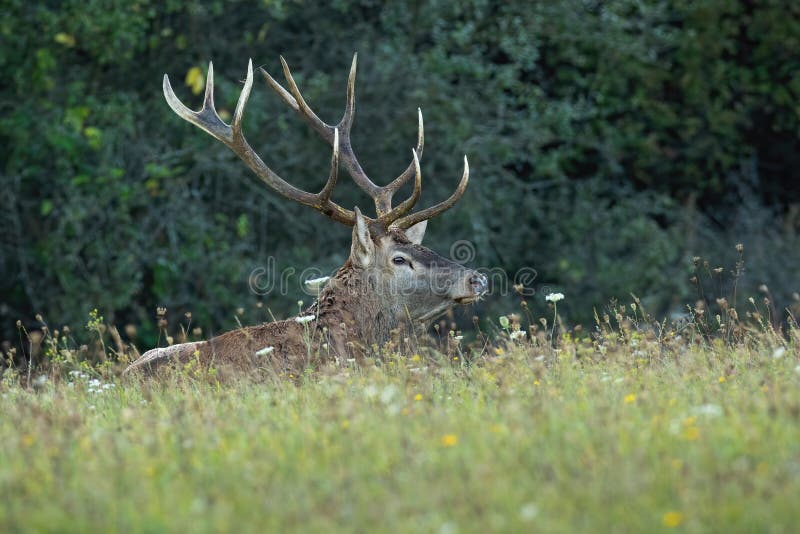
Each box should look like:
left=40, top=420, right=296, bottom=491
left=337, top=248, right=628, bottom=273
left=124, top=54, right=487, bottom=376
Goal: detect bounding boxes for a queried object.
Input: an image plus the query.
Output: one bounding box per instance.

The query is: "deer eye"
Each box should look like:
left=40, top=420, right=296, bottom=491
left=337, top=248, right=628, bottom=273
left=392, top=256, right=407, bottom=266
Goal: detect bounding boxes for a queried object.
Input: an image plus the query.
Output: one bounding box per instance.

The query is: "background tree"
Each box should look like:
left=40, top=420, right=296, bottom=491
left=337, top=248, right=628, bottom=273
left=2, top=0, right=798, bottom=348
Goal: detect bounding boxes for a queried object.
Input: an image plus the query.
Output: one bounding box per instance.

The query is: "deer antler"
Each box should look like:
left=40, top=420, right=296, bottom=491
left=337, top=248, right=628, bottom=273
left=261, top=54, right=469, bottom=229
left=163, top=54, right=469, bottom=229
left=163, top=60, right=355, bottom=224
left=391, top=155, right=469, bottom=230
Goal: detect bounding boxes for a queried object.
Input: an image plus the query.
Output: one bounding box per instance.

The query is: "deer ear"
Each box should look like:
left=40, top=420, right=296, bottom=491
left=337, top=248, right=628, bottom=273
left=404, top=220, right=427, bottom=245
left=350, top=207, right=375, bottom=268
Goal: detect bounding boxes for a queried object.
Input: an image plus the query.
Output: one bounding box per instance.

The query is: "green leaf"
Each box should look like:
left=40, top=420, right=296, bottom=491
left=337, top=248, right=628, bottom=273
left=40, top=200, right=53, bottom=216
left=83, top=127, right=102, bottom=149
left=236, top=214, right=250, bottom=239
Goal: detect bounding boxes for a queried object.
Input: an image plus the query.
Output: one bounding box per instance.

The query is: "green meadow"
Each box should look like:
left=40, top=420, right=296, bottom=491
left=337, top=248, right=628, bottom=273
left=2, top=320, right=798, bottom=532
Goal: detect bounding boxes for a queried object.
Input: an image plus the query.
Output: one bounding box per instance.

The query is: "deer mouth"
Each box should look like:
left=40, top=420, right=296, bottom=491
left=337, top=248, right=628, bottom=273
left=453, top=273, right=488, bottom=305
left=416, top=303, right=453, bottom=323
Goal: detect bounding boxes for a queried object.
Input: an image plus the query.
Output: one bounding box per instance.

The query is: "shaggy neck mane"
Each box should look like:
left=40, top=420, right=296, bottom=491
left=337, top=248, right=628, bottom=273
left=311, top=259, right=407, bottom=353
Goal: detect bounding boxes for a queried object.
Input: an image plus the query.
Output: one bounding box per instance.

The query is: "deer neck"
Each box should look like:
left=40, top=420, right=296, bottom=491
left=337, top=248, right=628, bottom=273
left=312, top=261, right=410, bottom=354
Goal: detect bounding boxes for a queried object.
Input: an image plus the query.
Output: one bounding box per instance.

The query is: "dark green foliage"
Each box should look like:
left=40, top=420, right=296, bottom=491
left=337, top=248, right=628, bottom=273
left=1, top=0, right=798, bottom=345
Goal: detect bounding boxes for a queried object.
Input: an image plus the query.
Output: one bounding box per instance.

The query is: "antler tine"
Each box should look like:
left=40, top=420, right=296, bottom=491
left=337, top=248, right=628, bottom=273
left=340, top=53, right=357, bottom=133
left=392, top=156, right=470, bottom=230
left=259, top=66, right=300, bottom=111
left=378, top=148, right=422, bottom=227
left=164, top=61, right=233, bottom=144
left=318, top=128, right=340, bottom=203
left=277, top=56, right=333, bottom=142
left=231, top=59, right=254, bottom=136
left=385, top=108, right=425, bottom=197
left=164, top=60, right=356, bottom=226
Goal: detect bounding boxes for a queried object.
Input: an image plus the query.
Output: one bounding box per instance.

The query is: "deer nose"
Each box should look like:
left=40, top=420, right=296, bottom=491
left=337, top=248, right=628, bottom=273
left=470, top=273, right=488, bottom=295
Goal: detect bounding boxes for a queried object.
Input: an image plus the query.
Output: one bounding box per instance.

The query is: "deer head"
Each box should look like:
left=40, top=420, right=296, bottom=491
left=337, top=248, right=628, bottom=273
left=347, top=208, right=487, bottom=330
left=162, top=54, right=487, bottom=339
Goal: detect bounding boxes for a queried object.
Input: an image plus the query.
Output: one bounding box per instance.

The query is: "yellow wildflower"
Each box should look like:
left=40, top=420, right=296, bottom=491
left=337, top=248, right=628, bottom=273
left=683, top=426, right=700, bottom=441
left=414, top=393, right=423, bottom=401
left=662, top=511, right=684, bottom=527
left=718, top=376, right=726, bottom=383
left=624, top=393, right=637, bottom=404
left=440, top=434, right=458, bottom=447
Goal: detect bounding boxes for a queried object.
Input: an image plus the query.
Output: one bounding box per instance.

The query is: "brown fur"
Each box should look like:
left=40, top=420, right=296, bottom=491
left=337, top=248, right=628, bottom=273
left=125, top=219, right=486, bottom=378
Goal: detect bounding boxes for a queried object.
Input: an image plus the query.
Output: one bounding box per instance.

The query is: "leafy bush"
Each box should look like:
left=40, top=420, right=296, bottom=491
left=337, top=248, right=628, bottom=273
left=1, top=0, right=798, bottom=347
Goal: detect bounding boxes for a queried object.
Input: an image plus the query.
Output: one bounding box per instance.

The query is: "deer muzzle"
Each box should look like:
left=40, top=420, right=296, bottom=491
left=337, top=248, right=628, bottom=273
left=453, top=272, right=488, bottom=304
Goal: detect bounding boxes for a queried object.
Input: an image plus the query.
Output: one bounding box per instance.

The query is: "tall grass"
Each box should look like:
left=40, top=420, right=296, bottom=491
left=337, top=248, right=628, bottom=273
left=1, top=311, right=798, bottom=532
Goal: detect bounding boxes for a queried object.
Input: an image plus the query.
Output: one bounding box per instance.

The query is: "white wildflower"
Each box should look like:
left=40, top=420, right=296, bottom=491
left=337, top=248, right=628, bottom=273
left=453, top=335, right=464, bottom=341
left=533, top=355, right=545, bottom=362
left=509, top=330, right=527, bottom=340
left=380, top=385, right=400, bottom=406
left=668, top=418, right=681, bottom=435
left=295, top=315, right=315, bottom=324
left=255, top=346, right=275, bottom=357
left=546, top=292, right=565, bottom=303
left=691, top=403, right=723, bottom=417
left=772, top=347, right=786, bottom=359
left=519, top=502, right=539, bottom=522
left=304, top=276, right=331, bottom=294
